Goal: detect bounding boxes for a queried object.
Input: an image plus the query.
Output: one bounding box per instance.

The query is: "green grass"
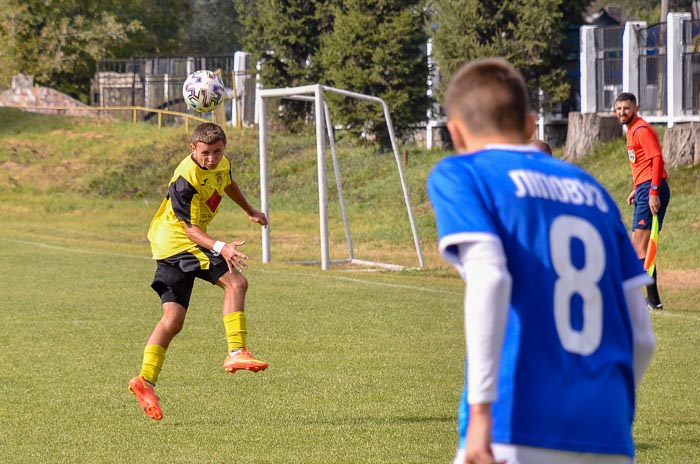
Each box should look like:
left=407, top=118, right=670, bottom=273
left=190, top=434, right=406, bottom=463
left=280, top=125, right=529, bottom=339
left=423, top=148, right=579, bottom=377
left=0, top=239, right=464, bottom=463
left=572, top=136, right=700, bottom=269
left=0, top=109, right=699, bottom=463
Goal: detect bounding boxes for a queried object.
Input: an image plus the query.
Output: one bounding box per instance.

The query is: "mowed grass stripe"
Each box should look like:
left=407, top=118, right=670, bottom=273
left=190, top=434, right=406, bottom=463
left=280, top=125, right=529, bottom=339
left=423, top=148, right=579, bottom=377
left=0, top=236, right=464, bottom=463
left=2, top=230, right=698, bottom=463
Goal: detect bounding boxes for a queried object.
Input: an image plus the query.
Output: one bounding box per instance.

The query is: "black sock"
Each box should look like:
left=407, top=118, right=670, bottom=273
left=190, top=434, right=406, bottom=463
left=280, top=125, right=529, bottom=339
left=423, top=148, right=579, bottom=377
left=641, top=258, right=662, bottom=305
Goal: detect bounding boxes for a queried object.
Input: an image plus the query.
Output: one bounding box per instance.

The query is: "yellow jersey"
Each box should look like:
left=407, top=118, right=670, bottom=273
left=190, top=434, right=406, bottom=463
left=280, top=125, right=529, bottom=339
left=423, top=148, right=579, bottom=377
left=147, top=154, right=232, bottom=260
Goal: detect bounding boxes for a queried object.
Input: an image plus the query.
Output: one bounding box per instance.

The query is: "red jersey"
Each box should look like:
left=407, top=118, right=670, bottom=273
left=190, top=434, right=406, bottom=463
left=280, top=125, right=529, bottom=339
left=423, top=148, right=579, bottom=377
left=625, top=116, right=667, bottom=193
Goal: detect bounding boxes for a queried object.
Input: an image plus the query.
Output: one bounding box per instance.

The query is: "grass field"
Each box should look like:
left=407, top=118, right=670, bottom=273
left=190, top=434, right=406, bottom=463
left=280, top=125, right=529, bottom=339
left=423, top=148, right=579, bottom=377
left=0, top=109, right=698, bottom=463
left=0, top=237, right=464, bottom=463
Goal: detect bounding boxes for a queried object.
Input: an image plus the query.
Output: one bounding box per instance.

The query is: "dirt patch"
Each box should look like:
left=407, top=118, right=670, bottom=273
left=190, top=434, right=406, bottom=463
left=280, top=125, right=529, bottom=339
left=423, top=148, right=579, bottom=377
left=51, top=129, right=105, bottom=138
left=1, top=160, right=21, bottom=171
left=659, top=268, right=700, bottom=289
left=60, top=159, right=86, bottom=170
left=6, top=140, right=50, bottom=159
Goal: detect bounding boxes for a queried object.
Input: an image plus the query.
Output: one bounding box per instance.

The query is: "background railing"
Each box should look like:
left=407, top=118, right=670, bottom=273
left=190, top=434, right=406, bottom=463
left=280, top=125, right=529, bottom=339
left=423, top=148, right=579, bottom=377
left=682, top=20, right=700, bottom=114
left=637, top=23, right=667, bottom=115
left=582, top=12, right=700, bottom=126
left=0, top=104, right=211, bottom=131
left=594, top=26, right=624, bottom=112
left=94, top=54, right=257, bottom=128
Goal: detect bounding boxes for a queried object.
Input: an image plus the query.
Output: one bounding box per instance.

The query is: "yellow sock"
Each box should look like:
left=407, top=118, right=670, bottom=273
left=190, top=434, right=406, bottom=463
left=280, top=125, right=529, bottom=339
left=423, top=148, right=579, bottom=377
left=139, top=344, right=166, bottom=386
left=223, top=311, right=247, bottom=352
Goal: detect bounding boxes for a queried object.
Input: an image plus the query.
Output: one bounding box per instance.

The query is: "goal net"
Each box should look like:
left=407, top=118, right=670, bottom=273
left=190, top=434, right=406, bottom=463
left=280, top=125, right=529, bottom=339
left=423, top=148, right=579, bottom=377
left=256, top=84, right=424, bottom=271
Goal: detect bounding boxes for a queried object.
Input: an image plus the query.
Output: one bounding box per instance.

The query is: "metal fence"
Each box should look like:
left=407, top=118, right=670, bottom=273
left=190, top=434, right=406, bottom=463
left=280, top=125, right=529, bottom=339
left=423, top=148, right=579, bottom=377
left=682, top=20, right=700, bottom=113
left=582, top=13, right=700, bottom=121
left=594, top=26, right=624, bottom=112
left=637, top=23, right=667, bottom=114
left=92, top=56, right=238, bottom=122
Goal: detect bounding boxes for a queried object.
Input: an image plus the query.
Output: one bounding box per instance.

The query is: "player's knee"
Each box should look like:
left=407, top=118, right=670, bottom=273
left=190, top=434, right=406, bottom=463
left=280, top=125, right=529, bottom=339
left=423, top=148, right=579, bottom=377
left=160, top=313, right=185, bottom=336
left=221, top=273, right=248, bottom=294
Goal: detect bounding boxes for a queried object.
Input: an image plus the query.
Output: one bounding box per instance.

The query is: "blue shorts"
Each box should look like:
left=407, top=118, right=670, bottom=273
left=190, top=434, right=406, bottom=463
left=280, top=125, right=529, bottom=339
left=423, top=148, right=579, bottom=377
left=632, top=180, right=670, bottom=231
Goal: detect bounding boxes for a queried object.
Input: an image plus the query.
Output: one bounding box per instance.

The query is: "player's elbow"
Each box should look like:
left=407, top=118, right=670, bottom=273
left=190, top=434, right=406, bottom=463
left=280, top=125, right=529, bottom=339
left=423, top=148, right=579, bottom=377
left=182, top=222, right=202, bottom=241
left=468, top=266, right=511, bottom=295
left=496, top=272, right=512, bottom=294
left=633, top=331, right=656, bottom=386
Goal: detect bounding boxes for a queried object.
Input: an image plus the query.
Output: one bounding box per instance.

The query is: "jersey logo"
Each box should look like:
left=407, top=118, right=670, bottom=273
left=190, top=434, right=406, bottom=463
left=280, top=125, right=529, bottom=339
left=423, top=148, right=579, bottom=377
left=216, top=174, right=223, bottom=185
left=206, top=190, right=222, bottom=212
left=201, top=178, right=208, bottom=186
left=627, top=149, right=636, bottom=163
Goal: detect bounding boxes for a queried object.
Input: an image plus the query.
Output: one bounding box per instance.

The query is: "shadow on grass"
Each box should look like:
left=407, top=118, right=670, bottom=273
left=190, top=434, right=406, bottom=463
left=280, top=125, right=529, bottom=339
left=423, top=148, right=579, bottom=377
left=636, top=442, right=660, bottom=451
left=298, top=415, right=454, bottom=426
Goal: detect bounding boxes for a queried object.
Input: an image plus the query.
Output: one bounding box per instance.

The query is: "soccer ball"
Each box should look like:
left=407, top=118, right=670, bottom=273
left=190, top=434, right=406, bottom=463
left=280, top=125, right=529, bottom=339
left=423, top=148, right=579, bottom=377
left=182, top=70, right=225, bottom=113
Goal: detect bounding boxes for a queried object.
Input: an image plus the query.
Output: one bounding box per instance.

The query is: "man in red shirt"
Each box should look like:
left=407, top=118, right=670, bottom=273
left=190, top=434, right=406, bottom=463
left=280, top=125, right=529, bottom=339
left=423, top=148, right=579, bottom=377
left=615, top=92, right=671, bottom=310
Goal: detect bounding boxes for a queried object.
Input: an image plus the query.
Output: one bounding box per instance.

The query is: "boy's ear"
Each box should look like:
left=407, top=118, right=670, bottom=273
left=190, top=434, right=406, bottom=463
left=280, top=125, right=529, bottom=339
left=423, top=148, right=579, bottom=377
left=447, top=119, right=466, bottom=152
left=525, top=113, right=537, bottom=140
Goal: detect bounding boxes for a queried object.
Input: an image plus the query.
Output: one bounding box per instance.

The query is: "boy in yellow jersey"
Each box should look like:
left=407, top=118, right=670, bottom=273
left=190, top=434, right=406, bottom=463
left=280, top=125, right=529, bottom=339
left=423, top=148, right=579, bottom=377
left=128, top=122, right=269, bottom=421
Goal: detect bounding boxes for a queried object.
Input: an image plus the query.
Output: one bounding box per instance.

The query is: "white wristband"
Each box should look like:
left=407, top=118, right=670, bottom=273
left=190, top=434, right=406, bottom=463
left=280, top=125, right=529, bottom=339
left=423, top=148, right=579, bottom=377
left=212, top=241, right=226, bottom=256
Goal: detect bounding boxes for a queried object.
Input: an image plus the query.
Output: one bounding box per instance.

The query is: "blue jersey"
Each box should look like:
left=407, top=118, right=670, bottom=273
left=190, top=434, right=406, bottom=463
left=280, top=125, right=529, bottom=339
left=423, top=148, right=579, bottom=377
left=427, top=146, right=647, bottom=457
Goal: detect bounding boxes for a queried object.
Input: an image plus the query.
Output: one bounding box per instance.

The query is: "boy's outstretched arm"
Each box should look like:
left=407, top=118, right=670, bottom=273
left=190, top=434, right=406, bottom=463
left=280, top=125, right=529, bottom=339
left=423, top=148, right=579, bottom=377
left=224, top=181, right=268, bottom=227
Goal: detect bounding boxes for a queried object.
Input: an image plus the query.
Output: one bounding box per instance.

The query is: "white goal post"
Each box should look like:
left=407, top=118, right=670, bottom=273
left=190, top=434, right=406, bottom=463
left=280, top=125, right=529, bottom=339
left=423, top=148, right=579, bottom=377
left=256, top=84, right=424, bottom=270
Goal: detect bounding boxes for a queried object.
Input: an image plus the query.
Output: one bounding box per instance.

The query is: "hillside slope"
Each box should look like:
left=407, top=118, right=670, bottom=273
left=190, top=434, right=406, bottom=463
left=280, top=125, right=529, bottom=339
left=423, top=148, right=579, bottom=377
left=1, top=107, right=698, bottom=274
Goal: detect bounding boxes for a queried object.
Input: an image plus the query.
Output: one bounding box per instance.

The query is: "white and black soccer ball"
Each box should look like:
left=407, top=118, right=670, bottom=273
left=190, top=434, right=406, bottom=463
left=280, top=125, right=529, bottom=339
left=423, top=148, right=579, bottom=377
left=182, top=70, right=225, bottom=113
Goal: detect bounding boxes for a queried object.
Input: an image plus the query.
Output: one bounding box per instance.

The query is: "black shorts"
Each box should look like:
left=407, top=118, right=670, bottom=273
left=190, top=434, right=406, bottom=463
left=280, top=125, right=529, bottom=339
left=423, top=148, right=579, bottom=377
left=151, top=247, right=230, bottom=309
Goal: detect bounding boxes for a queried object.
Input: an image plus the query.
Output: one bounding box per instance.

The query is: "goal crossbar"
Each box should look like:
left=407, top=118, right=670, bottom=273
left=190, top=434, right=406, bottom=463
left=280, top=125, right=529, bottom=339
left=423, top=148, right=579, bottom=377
left=256, top=84, right=424, bottom=270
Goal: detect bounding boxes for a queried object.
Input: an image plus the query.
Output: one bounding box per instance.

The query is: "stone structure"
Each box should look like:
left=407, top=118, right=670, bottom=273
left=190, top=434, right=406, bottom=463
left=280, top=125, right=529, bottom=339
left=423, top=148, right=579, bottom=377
left=0, top=74, right=92, bottom=116
left=91, top=72, right=144, bottom=108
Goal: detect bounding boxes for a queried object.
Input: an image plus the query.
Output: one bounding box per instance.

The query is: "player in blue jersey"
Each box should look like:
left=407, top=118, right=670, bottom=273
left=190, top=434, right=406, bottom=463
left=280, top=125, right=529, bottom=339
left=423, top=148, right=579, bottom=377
left=427, top=58, right=656, bottom=464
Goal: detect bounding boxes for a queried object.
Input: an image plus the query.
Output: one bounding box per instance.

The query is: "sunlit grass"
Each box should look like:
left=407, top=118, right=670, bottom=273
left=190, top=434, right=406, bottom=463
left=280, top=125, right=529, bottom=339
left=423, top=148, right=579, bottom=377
left=0, top=110, right=698, bottom=463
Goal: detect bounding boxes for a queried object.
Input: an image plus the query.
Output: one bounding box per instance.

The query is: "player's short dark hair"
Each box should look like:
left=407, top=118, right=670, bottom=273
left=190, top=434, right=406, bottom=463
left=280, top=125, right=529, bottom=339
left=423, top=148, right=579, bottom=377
left=445, top=57, right=530, bottom=136
left=615, top=92, right=637, bottom=105
left=191, top=122, right=227, bottom=146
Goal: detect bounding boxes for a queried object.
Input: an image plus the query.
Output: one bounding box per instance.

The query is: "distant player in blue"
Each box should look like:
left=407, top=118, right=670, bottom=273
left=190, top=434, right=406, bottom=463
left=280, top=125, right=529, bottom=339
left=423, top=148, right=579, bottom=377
left=427, top=58, right=656, bottom=464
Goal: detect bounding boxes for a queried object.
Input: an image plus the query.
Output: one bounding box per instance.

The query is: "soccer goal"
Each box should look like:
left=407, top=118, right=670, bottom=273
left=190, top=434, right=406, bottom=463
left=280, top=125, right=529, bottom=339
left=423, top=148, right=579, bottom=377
left=256, top=84, right=424, bottom=271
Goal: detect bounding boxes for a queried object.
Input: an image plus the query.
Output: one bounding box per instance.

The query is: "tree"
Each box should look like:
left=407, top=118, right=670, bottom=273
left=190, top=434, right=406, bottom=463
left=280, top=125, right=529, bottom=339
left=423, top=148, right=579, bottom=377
left=586, top=0, right=695, bottom=23
left=185, top=0, right=241, bottom=54
left=236, top=0, right=329, bottom=86
left=320, top=0, right=431, bottom=145
left=0, top=0, right=141, bottom=100
left=235, top=0, right=330, bottom=123
left=429, top=0, right=591, bottom=113
left=110, top=0, right=240, bottom=57
left=106, top=0, right=192, bottom=57
left=0, top=1, right=30, bottom=87
left=0, top=0, right=241, bottom=100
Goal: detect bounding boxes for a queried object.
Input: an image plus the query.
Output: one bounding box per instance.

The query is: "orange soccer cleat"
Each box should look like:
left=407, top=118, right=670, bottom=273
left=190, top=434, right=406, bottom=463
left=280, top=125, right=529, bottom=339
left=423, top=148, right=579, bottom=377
left=222, top=349, right=269, bottom=374
left=128, top=376, right=163, bottom=421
